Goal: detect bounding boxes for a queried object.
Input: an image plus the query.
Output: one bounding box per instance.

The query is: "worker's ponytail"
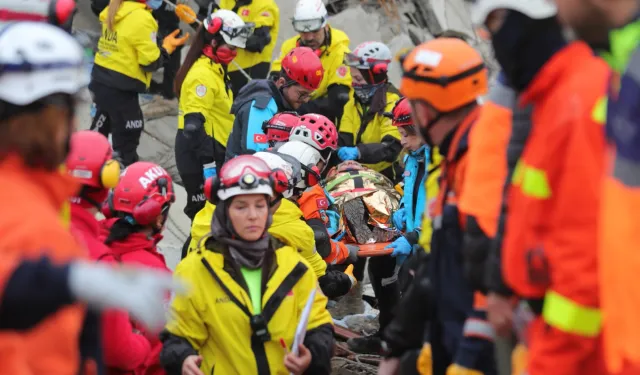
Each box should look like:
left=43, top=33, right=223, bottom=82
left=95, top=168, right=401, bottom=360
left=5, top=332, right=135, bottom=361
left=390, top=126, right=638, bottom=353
left=104, top=217, right=139, bottom=245
left=106, top=0, right=124, bottom=31
left=174, top=26, right=206, bottom=99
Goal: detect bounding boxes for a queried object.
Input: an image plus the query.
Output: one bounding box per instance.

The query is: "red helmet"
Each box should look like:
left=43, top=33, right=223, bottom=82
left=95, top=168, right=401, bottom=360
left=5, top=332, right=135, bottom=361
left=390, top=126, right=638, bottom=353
left=204, top=155, right=288, bottom=203
left=67, top=131, right=121, bottom=189
left=280, top=46, right=324, bottom=91
left=103, top=162, right=175, bottom=226
left=389, top=97, right=413, bottom=127
left=262, top=112, right=300, bottom=144
left=290, top=113, right=338, bottom=151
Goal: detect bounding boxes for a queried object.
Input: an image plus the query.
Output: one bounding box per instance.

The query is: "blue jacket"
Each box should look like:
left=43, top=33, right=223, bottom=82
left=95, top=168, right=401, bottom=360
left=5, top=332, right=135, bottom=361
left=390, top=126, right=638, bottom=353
left=401, top=146, right=429, bottom=234
left=225, top=79, right=291, bottom=160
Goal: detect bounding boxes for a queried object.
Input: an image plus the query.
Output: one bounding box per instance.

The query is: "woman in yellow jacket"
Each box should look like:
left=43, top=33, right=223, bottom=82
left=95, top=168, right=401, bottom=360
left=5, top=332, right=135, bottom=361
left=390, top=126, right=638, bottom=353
left=90, top=0, right=188, bottom=166
left=337, top=41, right=402, bottom=182
left=160, top=155, right=334, bottom=375
left=174, top=9, right=254, bottom=221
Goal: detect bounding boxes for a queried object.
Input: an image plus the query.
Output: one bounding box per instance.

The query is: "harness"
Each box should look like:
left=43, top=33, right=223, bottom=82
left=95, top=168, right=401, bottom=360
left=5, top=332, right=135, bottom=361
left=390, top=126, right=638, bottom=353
left=201, top=258, right=308, bottom=375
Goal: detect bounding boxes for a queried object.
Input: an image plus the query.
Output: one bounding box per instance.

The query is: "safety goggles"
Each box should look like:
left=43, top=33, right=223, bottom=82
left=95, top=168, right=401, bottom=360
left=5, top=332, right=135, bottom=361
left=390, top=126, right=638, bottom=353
left=221, top=22, right=255, bottom=41
left=344, top=52, right=390, bottom=70
left=292, top=17, right=325, bottom=33
left=220, top=163, right=271, bottom=189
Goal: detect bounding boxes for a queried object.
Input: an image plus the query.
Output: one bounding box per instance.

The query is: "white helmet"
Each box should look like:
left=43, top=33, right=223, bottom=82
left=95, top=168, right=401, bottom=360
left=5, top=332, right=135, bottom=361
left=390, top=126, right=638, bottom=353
left=205, top=9, right=254, bottom=49
left=346, top=41, right=393, bottom=70
left=254, top=151, right=298, bottom=198
left=292, top=0, right=328, bottom=32
left=276, top=141, right=322, bottom=189
left=0, top=22, right=88, bottom=106
left=471, top=0, right=557, bottom=25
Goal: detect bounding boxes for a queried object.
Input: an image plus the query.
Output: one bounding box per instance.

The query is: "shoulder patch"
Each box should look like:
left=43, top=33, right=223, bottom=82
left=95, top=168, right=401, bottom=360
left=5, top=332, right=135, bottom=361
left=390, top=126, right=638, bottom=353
left=261, top=11, right=271, bottom=17
left=151, top=31, right=157, bottom=42
left=253, top=96, right=271, bottom=109
left=196, top=85, right=207, bottom=97
left=337, top=65, right=348, bottom=78
left=241, top=8, right=250, bottom=16
left=316, top=197, right=329, bottom=209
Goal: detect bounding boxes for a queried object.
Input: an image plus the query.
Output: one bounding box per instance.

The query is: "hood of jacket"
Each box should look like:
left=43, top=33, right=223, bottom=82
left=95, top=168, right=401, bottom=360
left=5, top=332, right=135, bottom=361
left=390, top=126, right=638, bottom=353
left=230, top=79, right=288, bottom=114
left=269, top=199, right=315, bottom=256
left=100, top=218, right=167, bottom=267
left=99, top=1, right=149, bottom=24
left=326, top=26, right=350, bottom=53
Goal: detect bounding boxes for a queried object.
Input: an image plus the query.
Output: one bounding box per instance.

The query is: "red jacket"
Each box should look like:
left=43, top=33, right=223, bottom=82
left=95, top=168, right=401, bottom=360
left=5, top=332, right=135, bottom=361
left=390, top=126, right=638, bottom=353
left=100, top=219, right=171, bottom=375
left=70, top=205, right=152, bottom=375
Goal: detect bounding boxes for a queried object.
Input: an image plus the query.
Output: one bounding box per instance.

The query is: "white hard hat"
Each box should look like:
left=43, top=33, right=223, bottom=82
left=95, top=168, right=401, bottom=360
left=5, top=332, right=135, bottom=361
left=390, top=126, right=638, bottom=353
left=346, top=41, right=393, bottom=70
left=253, top=151, right=297, bottom=198
left=0, top=22, right=88, bottom=106
left=292, top=0, right=328, bottom=32
left=276, top=141, right=322, bottom=189
left=206, top=9, right=254, bottom=49
left=472, top=0, right=557, bottom=25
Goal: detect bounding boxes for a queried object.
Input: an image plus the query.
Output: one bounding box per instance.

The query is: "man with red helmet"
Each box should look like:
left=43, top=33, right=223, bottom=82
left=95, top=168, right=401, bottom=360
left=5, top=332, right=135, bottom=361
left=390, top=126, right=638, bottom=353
left=100, top=161, right=176, bottom=375
left=262, top=111, right=300, bottom=148
left=66, top=131, right=157, bottom=375
left=225, top=46, right=324, bottom=159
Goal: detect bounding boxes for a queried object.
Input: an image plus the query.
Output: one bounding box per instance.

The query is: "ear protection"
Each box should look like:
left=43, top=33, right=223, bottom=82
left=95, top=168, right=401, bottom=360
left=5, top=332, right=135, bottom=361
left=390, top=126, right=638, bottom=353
left=300, top=164, right=321, bottom=187
left=206, top=16, right=223, bottom=34
left=371, top=61, right=388, bottom=75
left=101, top=191, right=115, bottom=219
left=203, top=169, right=290, bottom=205
left=101, top=178, right=175, bottom=226
left=100, top=159, right=121, bottom=189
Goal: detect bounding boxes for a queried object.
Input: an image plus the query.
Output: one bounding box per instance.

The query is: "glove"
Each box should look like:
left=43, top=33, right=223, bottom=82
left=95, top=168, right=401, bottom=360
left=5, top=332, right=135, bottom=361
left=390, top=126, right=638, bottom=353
left=386, top=236, right=412, bottom=258
left=345, top=244, right=360, bottom=264
left=344, top=264, right=357, bottom=287
left=446, top=364, right=483, bottom=375
left=174, top=3, right=197, bottom=24
left=162, top=29, right=189, bottom=55
left=337, top=147, right=359, bottom=161
left=511, top=344, right=528, bottom=375
left=203, top=162, right=217, bottom=179
left=417, top=343, right=432, bottom=375
left=392, top=208, right=406, bottom=231
left=68, top=261, right=188, bottom=332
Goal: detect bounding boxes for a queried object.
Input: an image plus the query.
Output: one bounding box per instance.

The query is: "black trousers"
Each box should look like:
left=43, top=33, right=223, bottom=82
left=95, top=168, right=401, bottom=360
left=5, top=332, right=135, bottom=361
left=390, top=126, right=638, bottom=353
left=228, top=62, right=271, bottom=98
left=89, top=82, right=143, bottom=167
left=368, top=255, right=400, bottom=332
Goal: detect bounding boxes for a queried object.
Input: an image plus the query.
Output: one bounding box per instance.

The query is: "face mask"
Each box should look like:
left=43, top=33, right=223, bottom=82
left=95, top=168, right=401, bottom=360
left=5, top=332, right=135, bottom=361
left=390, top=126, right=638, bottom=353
left=146, top=0, right=163, bottom=10
left=491, top=11, right=567, bottom=91
left=354, top=83, right=383, bottom=104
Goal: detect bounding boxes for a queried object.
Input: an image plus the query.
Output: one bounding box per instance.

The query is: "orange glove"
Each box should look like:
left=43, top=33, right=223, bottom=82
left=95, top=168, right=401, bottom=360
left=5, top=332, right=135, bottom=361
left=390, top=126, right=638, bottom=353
left=175, top=4, right=197, bottom=24
left=417, top=343, right=432, bottom=375
left=162, top=29, right=189, bottom=55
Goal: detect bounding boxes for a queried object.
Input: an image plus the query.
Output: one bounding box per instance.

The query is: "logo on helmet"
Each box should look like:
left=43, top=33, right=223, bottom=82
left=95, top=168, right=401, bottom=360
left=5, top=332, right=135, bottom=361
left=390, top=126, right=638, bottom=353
left=139, top=166, right=168, bottom=189
left=292, top=55, right=298, bottom=63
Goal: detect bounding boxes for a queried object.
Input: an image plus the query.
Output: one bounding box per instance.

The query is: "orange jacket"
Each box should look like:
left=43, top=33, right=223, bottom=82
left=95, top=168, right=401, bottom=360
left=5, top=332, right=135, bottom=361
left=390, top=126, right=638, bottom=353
left=0, top=155, right=87, bottom=375
left=502, top=42, right=608, bottom=318
left=298, top=184, right=349, bottom=264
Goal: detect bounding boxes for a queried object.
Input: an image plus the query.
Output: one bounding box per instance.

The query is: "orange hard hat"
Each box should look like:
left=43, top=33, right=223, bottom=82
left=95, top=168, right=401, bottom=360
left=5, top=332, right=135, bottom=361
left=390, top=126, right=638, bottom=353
left=400, top=38, right=488, bottom=113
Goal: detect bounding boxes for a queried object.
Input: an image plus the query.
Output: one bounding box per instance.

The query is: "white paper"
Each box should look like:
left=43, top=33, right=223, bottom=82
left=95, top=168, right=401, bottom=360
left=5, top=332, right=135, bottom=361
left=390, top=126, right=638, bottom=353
left=290, top=287, right=317, bottom=360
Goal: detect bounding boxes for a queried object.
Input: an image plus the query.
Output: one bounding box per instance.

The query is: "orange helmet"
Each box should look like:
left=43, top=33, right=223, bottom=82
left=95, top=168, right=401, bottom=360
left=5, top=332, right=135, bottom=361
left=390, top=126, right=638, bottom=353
left=400, top=38, right=488, bottom=113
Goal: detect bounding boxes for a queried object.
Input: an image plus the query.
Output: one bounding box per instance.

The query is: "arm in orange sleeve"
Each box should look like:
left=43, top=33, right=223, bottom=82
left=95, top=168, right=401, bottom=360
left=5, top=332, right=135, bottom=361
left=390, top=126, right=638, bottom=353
left=0, top=256, right=76, bottom=330
left=101, top=310, right=152, bottom=371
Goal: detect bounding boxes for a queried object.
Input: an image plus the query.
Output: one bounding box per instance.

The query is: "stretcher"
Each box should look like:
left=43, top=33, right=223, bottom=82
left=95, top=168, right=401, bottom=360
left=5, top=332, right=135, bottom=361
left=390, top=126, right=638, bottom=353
left=356, top=242, right=392, bottom=257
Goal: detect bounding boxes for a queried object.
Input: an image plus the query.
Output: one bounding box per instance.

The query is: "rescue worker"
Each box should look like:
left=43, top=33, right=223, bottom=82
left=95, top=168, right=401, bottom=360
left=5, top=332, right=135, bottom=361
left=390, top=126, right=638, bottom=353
left=100, top=161, right=176, bottom=375
left=225, top=46, right=324, bottom=159
left=270, top=0, right=351, bottom=121
left=337, top=41, right=402, bottom=182
left=187, top=149, right=328, bottom=279
left=219, top=0, right=280, bottom=95
left=551, top=0, right=640, bottom=373
left=474, top=1, right=610, bottom=374
left=67, top=131, right=156, bottom=375
left=0, top=22, right=182, bottom=374
left=160, top=155, right=334, bottom=375
left=174, top=9, right=252, bottom=222
left=291, top=115, right=358, bottom=266
left=89, top=0, right=188, bottom=166
left=400, top=38, right=497, bottom=375
left=384, top=97, right=430, bottom=265
left=263, top=111, right=300, bottom=148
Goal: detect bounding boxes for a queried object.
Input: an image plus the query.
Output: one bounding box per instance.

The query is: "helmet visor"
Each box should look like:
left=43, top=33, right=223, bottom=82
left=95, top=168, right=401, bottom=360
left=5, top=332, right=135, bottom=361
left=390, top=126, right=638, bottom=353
left=292, top=18, right=324, bottom=32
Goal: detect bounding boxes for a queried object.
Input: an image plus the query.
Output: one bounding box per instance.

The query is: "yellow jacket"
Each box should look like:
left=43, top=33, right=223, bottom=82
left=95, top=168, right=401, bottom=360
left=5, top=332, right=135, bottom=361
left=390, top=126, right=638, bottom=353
left=339, top=91, right=401, bottom=172
left=94, top=2, right=160, bottom=92
left=166, top=244, right=333, bottom=374
left=178, top=56, right=235, bottom=147
left=418, top=149, right=442, bottom=252
left=220, top=0, right=279, bottom=71
left=189, top=199, right=327, bottom=277
left=271, top=26, right=351, bottom=99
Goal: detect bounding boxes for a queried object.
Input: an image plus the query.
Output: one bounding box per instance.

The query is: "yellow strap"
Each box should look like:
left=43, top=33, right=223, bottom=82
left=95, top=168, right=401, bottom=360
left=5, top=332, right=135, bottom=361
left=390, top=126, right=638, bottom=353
left=542, top=290, right=602, bottom=337
left=591, top=96, right=608, bottom=125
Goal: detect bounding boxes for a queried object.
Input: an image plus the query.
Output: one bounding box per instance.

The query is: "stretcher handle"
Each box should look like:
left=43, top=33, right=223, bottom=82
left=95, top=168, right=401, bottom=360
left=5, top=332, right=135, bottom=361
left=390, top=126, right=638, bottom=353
left=356, top=242, right=393, bottom=257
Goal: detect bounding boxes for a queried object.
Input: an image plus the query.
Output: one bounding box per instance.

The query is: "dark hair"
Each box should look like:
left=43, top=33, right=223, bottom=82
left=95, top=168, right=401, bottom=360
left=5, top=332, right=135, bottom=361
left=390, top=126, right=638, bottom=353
left=174, top=26, right=207, bottom=99
left=104, top=218, right=141, bottom=245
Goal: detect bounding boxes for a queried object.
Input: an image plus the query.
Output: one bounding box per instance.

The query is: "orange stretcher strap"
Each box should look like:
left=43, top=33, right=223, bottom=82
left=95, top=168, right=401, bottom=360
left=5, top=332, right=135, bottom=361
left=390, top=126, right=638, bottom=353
left=357, top=243, right=393, bottom=257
